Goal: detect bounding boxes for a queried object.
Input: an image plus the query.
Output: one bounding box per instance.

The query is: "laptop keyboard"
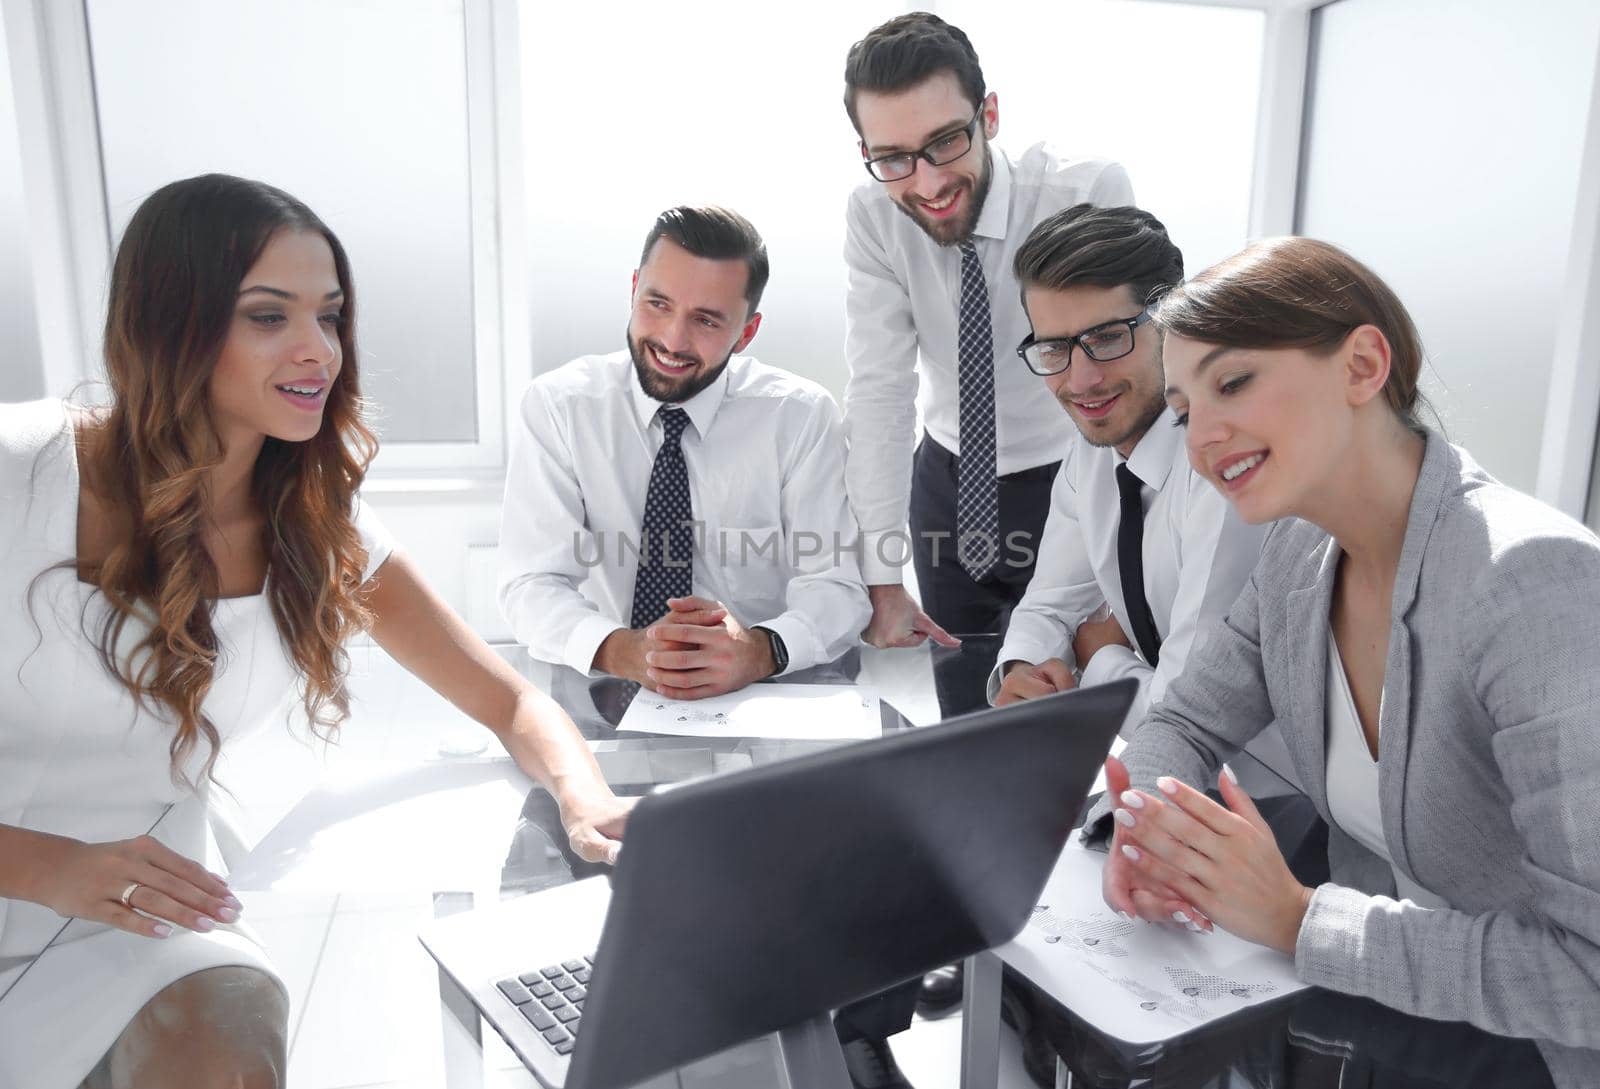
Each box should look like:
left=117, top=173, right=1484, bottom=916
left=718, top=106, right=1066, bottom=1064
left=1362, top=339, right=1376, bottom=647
left=495, top=955, right=594, bottom=1056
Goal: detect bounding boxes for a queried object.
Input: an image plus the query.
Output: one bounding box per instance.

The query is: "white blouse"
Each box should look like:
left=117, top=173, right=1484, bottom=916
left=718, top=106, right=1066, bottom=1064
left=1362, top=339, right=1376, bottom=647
left=1324, top=626, right=1447, bottom=908
left=0, top=399, right=394, bottom=1088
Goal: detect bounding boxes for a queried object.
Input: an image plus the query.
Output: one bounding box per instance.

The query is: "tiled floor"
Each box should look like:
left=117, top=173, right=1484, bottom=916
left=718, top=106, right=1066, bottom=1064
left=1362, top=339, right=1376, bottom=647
left=218, top=642, right=1041, bottom=1089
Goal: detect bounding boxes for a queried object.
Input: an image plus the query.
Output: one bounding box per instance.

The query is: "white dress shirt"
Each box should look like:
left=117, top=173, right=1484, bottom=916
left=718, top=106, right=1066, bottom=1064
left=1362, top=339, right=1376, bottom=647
left=988, top=409, right=1301, bottom=792
left=498, top=352, right=870, bottom=676
left=842, top=141, right=1136, bottom=583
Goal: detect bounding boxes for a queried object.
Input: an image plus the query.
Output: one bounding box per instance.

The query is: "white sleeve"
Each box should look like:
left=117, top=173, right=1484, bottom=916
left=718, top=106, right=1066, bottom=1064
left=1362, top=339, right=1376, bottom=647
left=1089, top=161, right=1136, bottom=206
left=987, top=457, right=1106, bottom=702
left=353, top=495, right=396, bottom=583
left=752, top=394, right=872, bottom=674
left=841, top=191, right=921, bottom=585
left=496, top=381, right=623, bottom=673
left=1134, top=473, right=1264, bottom=711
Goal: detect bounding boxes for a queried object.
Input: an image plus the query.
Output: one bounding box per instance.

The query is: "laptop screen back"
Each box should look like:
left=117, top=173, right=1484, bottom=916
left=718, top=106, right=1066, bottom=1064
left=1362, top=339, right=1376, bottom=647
left=567, top=679, right=1133, bottom=1089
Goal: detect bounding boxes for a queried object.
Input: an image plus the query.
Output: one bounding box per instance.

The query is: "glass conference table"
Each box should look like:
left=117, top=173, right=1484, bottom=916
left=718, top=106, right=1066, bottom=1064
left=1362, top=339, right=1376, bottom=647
left=241, top=636, right=1561, bottom=1089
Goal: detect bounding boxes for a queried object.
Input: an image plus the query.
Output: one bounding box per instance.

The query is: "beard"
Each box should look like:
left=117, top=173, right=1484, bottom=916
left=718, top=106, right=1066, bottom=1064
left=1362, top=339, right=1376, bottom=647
left=627, top=325, right=733, bottom=404
left=1071, top=383, right=1168, bottom=453
left=890, top=143, right=994, bottom=247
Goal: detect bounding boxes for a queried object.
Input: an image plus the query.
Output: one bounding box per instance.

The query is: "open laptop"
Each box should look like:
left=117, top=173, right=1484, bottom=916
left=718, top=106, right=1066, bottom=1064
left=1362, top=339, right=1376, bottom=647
left=420, top=679, right=1134, bottom=1089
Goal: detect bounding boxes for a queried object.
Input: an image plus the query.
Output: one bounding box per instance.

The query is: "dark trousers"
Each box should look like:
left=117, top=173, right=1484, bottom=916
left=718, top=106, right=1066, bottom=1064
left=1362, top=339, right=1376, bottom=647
left=835, top=438, right=1060, bottom=1044
left=912, top=436, right=1060, bottom=722
left=908, top=436, right=1059, bottom=637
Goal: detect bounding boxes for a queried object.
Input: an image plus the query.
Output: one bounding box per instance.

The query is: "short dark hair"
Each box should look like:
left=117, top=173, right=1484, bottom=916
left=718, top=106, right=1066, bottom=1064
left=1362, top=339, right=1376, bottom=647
left=843, top=12, right=986, bottom=135
left=1013, top=204, right=1185, bottom=312
left=639, top=205, right=770, bottom=316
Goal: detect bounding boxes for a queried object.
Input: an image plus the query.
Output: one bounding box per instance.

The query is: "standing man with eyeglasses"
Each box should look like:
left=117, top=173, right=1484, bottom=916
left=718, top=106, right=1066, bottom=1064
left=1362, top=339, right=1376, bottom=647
left=841, top=12, right=1133, bottom=659
left=833, top=14, right=1134, bottom=1088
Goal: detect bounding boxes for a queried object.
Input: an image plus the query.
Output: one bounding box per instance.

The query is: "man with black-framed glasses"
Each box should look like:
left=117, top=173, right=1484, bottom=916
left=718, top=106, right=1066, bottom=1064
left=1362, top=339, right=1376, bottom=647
left=834, top=15, right=1135, bottom=1086
left=840, top=12, right=1134, bottom=667
left=987, top=203, right=1318, bottom=1085
left=991, top=202, right=1274, bottom=724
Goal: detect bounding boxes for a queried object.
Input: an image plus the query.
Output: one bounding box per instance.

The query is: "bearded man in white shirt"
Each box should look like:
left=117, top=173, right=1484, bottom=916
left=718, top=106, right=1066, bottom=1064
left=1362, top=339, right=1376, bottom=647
left=840, top=12, right=1135, bottom=653
left=497, top=206, right=869, bottom=697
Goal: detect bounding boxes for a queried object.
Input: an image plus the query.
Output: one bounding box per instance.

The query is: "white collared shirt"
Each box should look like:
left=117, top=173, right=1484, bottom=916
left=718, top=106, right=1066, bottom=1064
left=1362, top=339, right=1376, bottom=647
left=498, top=352, right=871, bottom=676
left=989, top=409, right=1299, bottom=795
left=842, top=141, right=1136, bottom=582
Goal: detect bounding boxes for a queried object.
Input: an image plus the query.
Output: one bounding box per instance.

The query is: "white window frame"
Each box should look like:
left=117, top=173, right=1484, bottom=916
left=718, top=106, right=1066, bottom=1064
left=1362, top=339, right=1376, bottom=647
left=1, top=0, right=524, bottom=485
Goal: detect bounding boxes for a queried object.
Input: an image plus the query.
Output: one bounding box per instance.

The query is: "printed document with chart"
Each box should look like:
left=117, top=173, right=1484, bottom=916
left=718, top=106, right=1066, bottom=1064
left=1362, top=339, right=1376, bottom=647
left=618, top=683, right=883, bottom=741
left=1000, top=838, right=1309, bottom=1043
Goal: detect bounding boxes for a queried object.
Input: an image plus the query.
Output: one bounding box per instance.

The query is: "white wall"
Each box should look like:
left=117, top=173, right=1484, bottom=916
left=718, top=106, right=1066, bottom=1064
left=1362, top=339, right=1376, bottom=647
left=1296, top=0, right=1600, bottom=494
left=0, top=8, right=43, bottom=401
left=940, top=0, right=1263, bottom=280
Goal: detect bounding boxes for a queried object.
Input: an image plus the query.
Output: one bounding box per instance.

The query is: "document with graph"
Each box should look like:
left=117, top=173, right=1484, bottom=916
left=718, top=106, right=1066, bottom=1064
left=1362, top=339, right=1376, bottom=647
left=618, top=683, right=882, bottom=741
left=999, top=838, right=1309, bottom=1043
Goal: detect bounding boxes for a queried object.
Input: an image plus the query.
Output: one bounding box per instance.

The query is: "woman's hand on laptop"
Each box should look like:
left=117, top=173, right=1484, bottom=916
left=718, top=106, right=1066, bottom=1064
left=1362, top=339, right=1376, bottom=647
left=559, top=787, right=636, bottom=865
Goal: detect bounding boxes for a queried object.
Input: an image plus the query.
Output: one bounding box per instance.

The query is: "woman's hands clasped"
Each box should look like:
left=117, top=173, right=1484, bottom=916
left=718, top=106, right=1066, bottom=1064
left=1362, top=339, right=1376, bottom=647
left=34, top=834, right=242, bottom=939
left=1101, top=755, right=1313, bottom=954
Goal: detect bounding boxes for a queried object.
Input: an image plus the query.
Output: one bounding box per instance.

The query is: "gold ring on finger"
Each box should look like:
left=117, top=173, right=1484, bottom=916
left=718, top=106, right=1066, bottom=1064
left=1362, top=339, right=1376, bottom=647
left=119, top=882, right=142, bottom=908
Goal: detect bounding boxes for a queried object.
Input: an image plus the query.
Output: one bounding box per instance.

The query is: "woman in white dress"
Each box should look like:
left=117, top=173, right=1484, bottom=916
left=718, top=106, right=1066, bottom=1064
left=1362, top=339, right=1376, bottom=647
left=0, top=174, right=632, bottom=1088
left=1088, top=237, right=1600, bottom=1086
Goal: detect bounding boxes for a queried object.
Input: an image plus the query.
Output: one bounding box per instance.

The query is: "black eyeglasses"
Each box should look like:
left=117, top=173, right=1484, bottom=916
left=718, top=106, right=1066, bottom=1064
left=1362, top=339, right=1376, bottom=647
left=861, top=110, right=983, bottom=183
left=1016, top=310, right=1154, bottom=376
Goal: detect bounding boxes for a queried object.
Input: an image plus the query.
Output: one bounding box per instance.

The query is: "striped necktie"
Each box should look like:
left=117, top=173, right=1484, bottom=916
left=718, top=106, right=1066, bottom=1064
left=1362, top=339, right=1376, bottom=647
left=956, top=239, right=999, bottom=581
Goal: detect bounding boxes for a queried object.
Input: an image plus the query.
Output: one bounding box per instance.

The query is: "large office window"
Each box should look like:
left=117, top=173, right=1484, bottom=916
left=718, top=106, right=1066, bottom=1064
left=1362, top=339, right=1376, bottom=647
left=518, top=0, right=905, bottom=404
left=939, top=0, right=1264, bottom=278
left=83, top=0, right=498, bottom=464
left=1296, top=0, right=1600, bottom=495
left=518, top=1, right=1264, bottom=404
left=0, top=10, right=43, bottom=402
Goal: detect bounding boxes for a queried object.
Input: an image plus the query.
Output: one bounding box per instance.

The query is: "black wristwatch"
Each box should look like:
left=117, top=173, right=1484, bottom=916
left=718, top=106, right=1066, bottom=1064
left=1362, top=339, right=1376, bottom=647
left=752, top=625, right=789, bottom=677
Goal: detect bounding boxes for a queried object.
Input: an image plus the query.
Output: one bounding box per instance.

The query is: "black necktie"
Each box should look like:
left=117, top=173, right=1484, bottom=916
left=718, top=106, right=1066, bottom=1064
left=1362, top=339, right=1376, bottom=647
left=629, top=407, right=693, bottom=628
left=1115, top=463, right=1162, bottom=668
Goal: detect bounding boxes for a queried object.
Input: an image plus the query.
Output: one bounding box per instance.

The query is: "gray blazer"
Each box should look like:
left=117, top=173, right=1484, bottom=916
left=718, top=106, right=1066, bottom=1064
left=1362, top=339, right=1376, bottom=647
left=1085, top=432, right=1600, bottom=1086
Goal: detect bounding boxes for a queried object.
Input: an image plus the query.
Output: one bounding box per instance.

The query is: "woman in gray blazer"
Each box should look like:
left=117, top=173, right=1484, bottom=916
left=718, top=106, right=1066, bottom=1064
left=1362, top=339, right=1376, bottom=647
left=1089, top=237, right=1600, bottom=1086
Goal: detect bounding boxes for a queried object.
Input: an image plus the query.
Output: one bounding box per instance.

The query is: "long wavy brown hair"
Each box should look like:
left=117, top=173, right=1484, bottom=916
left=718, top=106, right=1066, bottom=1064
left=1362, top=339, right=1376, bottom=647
left=78, top=174, right=378, bottom=782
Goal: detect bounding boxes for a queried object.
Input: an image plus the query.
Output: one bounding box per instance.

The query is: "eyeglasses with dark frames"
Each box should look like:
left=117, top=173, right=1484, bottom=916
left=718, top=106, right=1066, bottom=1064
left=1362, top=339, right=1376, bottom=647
left=861, top=110, right=984, bottom=183
left=1016, top=310, right=1155, bottom=376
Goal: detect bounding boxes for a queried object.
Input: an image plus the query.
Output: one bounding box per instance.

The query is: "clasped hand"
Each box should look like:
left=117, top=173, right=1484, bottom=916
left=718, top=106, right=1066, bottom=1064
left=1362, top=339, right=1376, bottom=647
left=1100, top=755, right=1313, bottom=954
left=626, top=596, right=775, bottom=699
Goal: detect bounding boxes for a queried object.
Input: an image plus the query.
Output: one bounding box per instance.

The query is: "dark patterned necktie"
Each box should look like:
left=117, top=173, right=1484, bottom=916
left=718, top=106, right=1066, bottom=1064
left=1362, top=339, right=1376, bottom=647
left=629, top=407, right=693, bottom=628
left=956, top=239, right=999, bottom=582
left=1115, top=463, right=1162, bottom=667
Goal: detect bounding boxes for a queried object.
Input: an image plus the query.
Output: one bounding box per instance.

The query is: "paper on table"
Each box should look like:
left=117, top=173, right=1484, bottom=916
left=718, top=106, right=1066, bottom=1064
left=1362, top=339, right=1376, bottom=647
left=617, top=683, right=882, bottom=741
left=998, top=838, right=1309, bottom=1044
